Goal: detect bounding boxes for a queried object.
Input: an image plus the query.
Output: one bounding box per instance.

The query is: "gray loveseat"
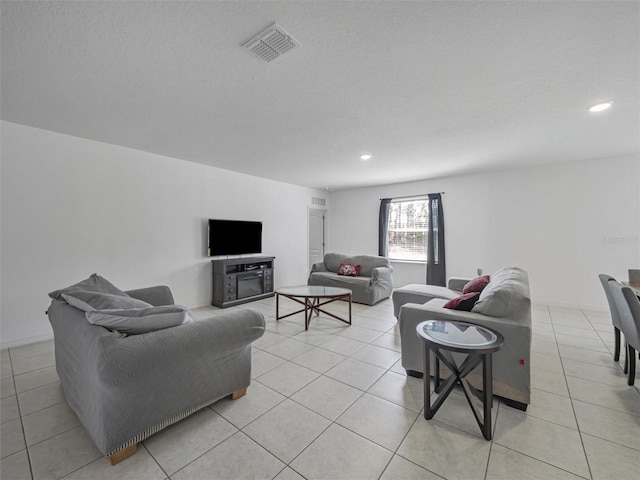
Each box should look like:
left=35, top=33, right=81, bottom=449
left=308, top=252, right=393, bottom=305
left=47, top=282, right=265, bottom=463
left=395, top=267, right=532, bottom=410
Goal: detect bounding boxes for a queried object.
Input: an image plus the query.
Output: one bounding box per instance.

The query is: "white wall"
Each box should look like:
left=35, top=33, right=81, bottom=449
left=328, top=156, right=640, bottom=309
left=0, top=121, right=328, bottom=347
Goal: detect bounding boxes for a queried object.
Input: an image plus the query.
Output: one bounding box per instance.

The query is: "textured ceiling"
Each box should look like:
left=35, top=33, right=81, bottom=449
left=1, top=1, right=638, bottom=190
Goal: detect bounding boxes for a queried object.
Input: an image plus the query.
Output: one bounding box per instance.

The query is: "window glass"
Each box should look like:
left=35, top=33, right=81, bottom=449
left=387, top=199, right=429, bottom=261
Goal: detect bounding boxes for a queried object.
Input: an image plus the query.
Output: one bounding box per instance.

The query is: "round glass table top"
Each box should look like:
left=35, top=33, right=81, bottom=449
left=276, top=285, right=351, bottom=297
left=417, top=320, right=503, bottom=350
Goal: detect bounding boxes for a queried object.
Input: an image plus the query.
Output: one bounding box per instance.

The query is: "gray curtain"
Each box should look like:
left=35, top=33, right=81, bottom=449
left=378, top=198, right=392, bottom=257
left=426, top=193, right=446, bottom=286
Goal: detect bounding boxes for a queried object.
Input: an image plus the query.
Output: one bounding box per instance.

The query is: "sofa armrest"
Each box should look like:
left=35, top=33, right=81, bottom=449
left=95, top=309, right=265, bottom=405
left=310, top=262, right=328, bottom=273
left=107, top=309, right=265, bottom=368
left=447, top=277, right=471, bottom=292
left=401, top=301, right=495, bottom=325
left=371, top=266, right=393, bottom=288
left=50, top=303, right=266, bottom=385
left=125, top=285, right=174, bottom=306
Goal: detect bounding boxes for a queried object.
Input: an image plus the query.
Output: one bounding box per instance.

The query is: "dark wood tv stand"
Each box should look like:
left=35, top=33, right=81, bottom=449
left=211, top=256, right=275, bottom=308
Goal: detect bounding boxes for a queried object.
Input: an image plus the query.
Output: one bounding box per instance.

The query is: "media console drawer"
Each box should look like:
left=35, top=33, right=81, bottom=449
left=211, top=256, right=275, bottom=308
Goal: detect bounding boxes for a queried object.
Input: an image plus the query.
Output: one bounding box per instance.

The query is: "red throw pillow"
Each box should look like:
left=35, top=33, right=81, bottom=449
left=462, top=275, right=490, bottom=294
left=337, top=263, right=360, bottom=277
left=443, top=292, right=481, bottom=311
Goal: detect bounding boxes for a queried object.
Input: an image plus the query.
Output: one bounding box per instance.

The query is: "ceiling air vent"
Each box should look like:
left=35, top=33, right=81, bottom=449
left=242, top=23, right=301, bottom=63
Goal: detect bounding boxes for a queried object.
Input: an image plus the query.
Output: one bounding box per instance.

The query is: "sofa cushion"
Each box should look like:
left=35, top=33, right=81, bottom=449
left=338, top=263, right=360, bottom=277
left=309, top=271, right=371, bottom=287
left=85, top=305, right=194, bottom=335
left=49, top=274, right=130, bottom=301
left=322, top=253, right=391, bottom=277
left=394, top=284, right=460, bottom=301
left=472, top=267, right=531, bottom=318
left=443, top=292, right=480, bottom=311
left=344, top=255, right=391, bottom=277
left=462, top=275, right=491, bottom=294
left=324, top=253, right=350, bottom=273
left=62, top=290, right=152, bottom=312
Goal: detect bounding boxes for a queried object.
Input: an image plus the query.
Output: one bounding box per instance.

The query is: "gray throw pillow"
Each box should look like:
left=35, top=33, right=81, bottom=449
left=472, top=267, right=531, bottom=318
left=85, top=305, right=194, bottom=335
left=49, top=273, right=130, bottom=301
left=62, top=290, right=152, bottom=312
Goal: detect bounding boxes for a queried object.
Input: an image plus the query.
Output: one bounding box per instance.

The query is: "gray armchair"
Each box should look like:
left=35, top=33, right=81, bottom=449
left=48, top=284, right=265, bottom=463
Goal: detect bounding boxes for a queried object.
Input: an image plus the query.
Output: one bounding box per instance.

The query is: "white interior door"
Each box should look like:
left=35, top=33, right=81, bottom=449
left=308, top=208, right=326, bottom=270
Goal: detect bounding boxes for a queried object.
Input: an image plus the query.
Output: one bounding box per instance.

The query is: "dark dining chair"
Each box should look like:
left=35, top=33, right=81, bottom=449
left=609, top=280, right=640, bottom=386
left=599, top=274, right=623, bottom=363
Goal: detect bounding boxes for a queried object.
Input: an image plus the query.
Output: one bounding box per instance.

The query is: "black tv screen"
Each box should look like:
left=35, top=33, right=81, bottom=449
left=208, top=219, right=262, bottom=256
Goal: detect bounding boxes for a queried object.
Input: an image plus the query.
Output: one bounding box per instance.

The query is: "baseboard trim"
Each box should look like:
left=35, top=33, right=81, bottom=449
left=1, top=300, right=607, bottom=350
left=1, top=333, right=54, bottom=350
left=531, top=300, right=608, bottom=313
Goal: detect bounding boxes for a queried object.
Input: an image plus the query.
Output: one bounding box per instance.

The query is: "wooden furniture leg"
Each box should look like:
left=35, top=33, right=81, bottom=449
left=231, top=387, right=247, bottom=400
left=107, top=388, right=247, bottom=466
left=108, top=443, right=137, bottom=465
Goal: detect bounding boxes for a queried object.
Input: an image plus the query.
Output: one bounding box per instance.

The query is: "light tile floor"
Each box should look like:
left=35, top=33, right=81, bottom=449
left=1, top=298, right=639, bottom=479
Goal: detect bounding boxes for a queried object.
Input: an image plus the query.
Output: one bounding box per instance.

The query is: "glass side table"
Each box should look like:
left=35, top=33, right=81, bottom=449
left=416, top=320, right=504, bottom=440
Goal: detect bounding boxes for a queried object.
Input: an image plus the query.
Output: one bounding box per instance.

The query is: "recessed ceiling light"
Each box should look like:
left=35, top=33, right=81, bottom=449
left=589, top=101, right=613, bottom=112
left=360, top=154, right=372, bottom=161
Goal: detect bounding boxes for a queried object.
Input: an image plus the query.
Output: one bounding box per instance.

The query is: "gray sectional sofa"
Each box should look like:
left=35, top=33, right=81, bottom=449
left=47, top=280, right=265, bottom=462
left=394, top=267, right=532, bottom=410
left=308, top=252, right=393, bottom=305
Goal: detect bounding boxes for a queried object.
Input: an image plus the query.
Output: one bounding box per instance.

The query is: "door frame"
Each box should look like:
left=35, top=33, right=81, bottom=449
left=307, top=207, right=328, bottom=270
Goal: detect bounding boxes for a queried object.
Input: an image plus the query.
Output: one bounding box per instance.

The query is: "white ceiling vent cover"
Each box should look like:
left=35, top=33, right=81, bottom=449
left=242, top=23, right=301, bottom=63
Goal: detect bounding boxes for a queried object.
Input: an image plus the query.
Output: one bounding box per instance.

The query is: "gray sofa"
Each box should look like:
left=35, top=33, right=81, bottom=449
left=395, top=267, right=532, bottom=410
left=47, top=284, right=265, bottom=462
left=308, top=252, right=393, bottom=305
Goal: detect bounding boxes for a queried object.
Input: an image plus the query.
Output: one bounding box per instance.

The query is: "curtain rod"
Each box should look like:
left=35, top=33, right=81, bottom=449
left=380, top=192, right=445, bottom=200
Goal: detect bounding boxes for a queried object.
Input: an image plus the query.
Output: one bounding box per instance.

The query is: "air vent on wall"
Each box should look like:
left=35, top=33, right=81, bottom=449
left=242, top=23, right=301, bottom=63
left=312, top=197, right=326, bottom=206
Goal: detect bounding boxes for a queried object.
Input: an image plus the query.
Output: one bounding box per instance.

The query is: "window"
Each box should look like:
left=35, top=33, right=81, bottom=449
left=386, top=198, right=429, bottom=261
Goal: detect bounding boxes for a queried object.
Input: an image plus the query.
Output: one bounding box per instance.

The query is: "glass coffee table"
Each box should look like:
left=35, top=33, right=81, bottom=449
left=417, top=320, right=503, bottom=440
left=276, top=286, right=352, bottom=331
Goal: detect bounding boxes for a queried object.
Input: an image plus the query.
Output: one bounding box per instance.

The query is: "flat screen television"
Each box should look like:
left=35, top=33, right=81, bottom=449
left=208, top=219, right=262, bottom=256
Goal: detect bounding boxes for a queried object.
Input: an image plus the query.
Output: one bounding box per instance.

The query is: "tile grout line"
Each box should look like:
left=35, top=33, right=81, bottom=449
left=7, top=299, right=638, bottom=479
left=558, top=307, right=594, bottom=480
left=7, top=348, right=36, bottom=480
left=258, top=302, right=506, bottom=479
left=140, top=442, right=170, bottom=479
left=490, top=442, right=592, bottom=480
left=483, top=398, right=501, bottom=480
left=509, top=305, right=592, bottom=479
left=244, top=321, right=425, bottom=480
